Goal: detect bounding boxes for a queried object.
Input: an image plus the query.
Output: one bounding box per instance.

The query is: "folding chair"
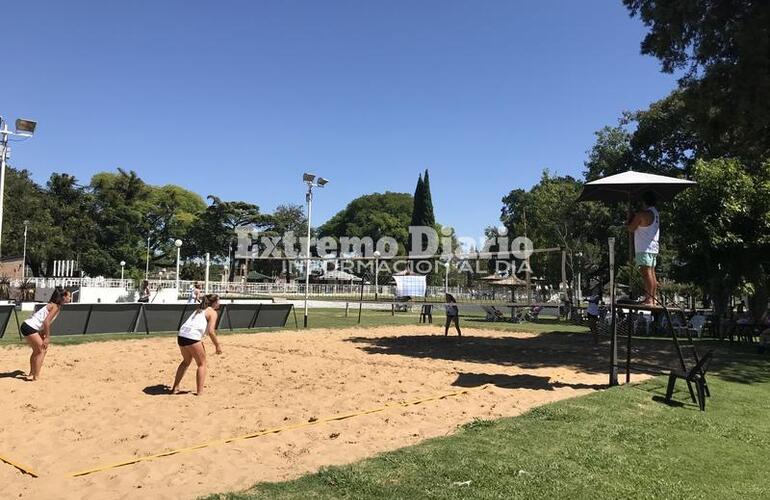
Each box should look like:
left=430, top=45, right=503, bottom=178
left=664, top=350, right=714, bottom=411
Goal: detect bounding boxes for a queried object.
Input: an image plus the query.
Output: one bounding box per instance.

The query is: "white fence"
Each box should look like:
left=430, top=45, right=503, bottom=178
left=10, top=277, right=537, bottom=303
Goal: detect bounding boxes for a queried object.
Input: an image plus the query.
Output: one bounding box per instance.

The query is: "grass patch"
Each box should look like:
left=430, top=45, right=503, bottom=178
left=206, top=351, right=770, bottom=499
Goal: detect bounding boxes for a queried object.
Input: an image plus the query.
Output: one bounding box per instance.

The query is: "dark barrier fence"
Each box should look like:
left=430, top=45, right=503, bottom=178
left=0, top=305, right=17, bottom=339
left=12, top=302, right=294, bottom=338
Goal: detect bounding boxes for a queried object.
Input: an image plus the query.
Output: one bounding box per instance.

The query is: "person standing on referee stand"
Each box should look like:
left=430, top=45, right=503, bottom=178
left=626, top=191, right=660, bottom=306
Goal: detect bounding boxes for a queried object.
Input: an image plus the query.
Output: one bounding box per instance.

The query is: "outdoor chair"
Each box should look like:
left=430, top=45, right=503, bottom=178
left=688, top=314, right=707, bottom=338
left=664, top=350, right=714, bottom=411
left=394, top=296, right=412, bottom=312
left=419, top=304, right=433, bottom=324
left=482, top=306, right=505, bottom=322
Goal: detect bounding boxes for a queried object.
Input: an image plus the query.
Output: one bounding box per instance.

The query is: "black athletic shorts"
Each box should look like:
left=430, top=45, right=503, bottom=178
left=20, top=323, right=38, bottom=337
left=177, top=336, right=201, bottom=347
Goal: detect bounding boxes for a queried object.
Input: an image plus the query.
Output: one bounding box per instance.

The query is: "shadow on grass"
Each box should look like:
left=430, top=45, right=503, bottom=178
left=452, top=372, right=606, bottom=390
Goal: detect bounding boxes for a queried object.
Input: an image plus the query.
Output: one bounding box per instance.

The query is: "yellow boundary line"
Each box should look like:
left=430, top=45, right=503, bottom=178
left=0, top=454, right=39, bottom=478
left=69, top=384, right=494, bottom=478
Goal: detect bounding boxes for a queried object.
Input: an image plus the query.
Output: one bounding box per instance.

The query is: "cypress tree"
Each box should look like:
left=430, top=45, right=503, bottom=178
left=410, top=173, right=424, bottom=228
left=422, top=169, right=435, bottom=227
left=409, top=173, right=424, bottom=257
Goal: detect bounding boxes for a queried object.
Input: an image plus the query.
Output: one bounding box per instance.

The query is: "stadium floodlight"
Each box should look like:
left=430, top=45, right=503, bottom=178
left=14, top=119, right=37, bottom=136
left=302, top=172, right=330, bottom=327
left=0, top=115, right=37, bottom=259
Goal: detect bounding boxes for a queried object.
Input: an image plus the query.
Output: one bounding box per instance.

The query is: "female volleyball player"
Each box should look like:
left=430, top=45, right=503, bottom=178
left=20, top=287, right=71, bottom=381
left=171, top=293, right=222, bottom=395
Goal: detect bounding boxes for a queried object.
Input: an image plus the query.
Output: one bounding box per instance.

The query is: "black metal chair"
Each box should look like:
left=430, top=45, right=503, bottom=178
left=419, top=304, right=433, bottom=324
left=664, top=350, right=714, bottom=411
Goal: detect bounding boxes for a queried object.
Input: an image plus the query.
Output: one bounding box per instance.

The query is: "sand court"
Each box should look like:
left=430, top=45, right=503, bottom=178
left=0, top=325, right=627, bottom=499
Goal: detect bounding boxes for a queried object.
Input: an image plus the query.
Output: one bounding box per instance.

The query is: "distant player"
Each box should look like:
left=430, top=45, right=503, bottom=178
left=171, top=293, right=222, bottom=395
left=187, top=282, right=201, bottom=304
left=20, top=287, right=72, bottom=381
left=444, top=293, right=462, bottom=337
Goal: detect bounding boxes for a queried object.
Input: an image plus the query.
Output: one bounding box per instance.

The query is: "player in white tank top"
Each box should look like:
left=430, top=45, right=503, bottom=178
left=627, top=192, right=660, bottom=306
left=171, top=294, right=222, bottom=395
left=20, top=287, right=71, bottom=381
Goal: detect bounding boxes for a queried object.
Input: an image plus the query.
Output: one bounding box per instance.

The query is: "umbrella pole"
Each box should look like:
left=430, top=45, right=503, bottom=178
left=608, top=237, right=618, bottom=386
left=627, top=194, right=635, bottom=265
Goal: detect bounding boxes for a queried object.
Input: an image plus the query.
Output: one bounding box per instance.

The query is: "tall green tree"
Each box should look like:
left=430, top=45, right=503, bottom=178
left=672, top=158, right=770, bottom=320
left=84, top=169, right=150, bottom=276
left=45, top=173, right=98, bottom=273
left=186, top=196, right=264, bottom=281
left=625, top=0, right=770, bottom=164
left=255, top=203, right=308, bottom=281
left=1, top=167, right=60, bottom=275
left=320, top=192, right=413, bottom=255
left=421, top=169, right=435, bottom=227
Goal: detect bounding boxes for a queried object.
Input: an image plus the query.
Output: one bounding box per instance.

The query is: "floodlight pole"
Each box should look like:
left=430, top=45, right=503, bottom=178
left=304, top=184, right=313, bottom=327
left=374, top=251, right=380, bottom=300
left=0, top=122, right=8, bottom=259
left=22, top=220, right=28, bottom=279
left=0, top=117, right=36, bottom=259
left=145, top=236, right=151, bottom=281
left=175, top=239, right=183, bottom=300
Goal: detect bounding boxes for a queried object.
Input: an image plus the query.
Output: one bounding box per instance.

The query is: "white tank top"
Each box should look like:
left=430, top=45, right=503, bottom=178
left=634, top=207, right=660, bottom=254
left=178, top=309, right=209, bottom=341
left=24, top=304, right=53, bottom=331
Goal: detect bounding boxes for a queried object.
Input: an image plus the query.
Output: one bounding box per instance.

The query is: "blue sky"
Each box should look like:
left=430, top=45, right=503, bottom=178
left=2, top=1, right=676, bottom=241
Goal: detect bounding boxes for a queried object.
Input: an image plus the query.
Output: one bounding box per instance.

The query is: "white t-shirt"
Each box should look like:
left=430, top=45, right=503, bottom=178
left=178, top=309, right=209, bottom=341
left=634, top=207, right=660, bottom=254
left=24, top=304, right=53, bottom=331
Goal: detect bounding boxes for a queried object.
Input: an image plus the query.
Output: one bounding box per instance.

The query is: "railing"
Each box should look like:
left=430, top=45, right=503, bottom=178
left=8, top=277, right=544, bottom=304
left=13, top=277, right=135, bottom=290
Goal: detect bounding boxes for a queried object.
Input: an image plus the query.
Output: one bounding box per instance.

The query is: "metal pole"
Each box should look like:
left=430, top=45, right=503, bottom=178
left=204, top=252, right=210, bottom=293
left=0, top=124, right=8, bottom=259
left=145, top=236, right=150, bottom=280
left=176, top=246, right=181, bottom=299
left=120, top=265, right=124, bottom=282
left=608, top=237, right=618, bottom=386
left=304, top=185, right=313, bottom=328
left=374, top=256, right=379, bottom=301
left=22, top=221, right=28, bottom=279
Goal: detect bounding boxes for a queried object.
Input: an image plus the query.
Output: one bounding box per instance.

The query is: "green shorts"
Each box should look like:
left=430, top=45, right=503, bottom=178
left=635, top=252, right=658, bottom=267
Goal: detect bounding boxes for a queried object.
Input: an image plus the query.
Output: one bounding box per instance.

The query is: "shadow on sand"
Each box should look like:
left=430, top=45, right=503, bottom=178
left=452, top=372, right=606, bottom=391
left=346, top=331, right=687, bottom=376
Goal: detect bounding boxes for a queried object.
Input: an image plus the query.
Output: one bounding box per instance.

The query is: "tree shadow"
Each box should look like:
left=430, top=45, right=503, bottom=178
left=711, top=348, right=770, bottom=384
left=346, top=332, right=687, bottom=375
left=452, top=372, right=606, bottom=391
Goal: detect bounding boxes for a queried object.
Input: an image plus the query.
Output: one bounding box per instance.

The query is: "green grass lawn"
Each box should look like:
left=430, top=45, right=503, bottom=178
left=207, top=345, right=770, bottom=499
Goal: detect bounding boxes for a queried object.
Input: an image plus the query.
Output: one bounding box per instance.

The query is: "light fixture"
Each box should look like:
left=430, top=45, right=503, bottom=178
left=14, top=119, right=37, bottom=136
left=175, top=239, right=183, bottom=247
left=317, top=177, right=329, bottom=187
left=303, top=173, right=315, bottom=183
